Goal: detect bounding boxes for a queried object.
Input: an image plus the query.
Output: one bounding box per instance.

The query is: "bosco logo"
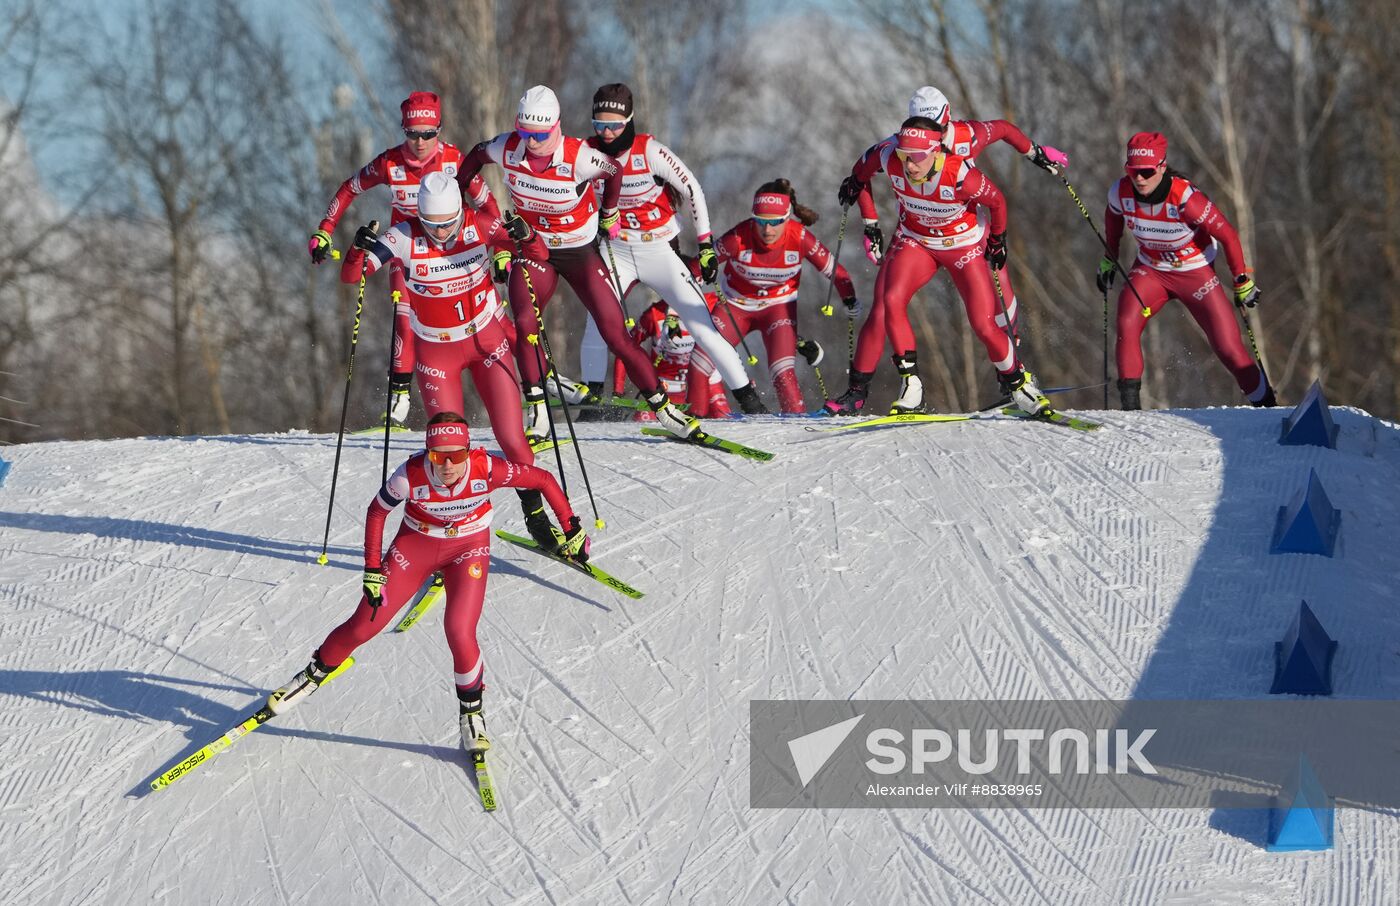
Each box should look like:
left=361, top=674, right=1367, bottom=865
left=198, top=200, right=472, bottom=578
left=953, top=246, right=982, bottom=269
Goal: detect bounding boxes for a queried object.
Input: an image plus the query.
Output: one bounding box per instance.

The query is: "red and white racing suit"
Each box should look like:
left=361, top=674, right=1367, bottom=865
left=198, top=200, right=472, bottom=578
left=316, top=450, right=575, bottom=698
left=709, top=219, right=854, bottom=413
left=1104, top=175, right=1267, bottom=400
left=341, top=209, right=548, bottom=465
left=319, top=141, right=500, bottom=377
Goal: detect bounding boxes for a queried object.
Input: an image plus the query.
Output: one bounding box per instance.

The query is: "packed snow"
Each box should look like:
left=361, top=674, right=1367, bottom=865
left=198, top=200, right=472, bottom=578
left=2, top=405, right=1399, bottom=905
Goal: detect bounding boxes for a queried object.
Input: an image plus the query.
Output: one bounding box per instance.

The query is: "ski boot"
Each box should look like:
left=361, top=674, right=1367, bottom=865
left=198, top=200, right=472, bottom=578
left=822, top=368, right=872, bottom=416
left=268, top=655, right=334, bottom=716
left=458, top=691, right=490, bottom=754
left=999, top=367, right=1051, bottom=416
left=1250, top=379, right=1277, bottom=408
left=796, top=337, right=825, bottom=368
left=733, top=382, right=769, bottom=415
left=1117, top=378, right=1141, bottom=411
left=576, top=381, right=608, bottom=422
left=518, top=489, right=560, bottom=551
left=889, top=353, right=924, bottom=414
left=546, top=370, right=598, bottom=405
left=385, top=373, right=413, bottom=429
left=523, top=384, right=550, bottom=444
left=648, top=389, right=700, bottom=438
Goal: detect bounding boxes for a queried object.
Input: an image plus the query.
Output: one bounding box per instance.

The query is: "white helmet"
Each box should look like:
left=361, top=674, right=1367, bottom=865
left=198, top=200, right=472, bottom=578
left=516, top=85, right=560, bottom=130
left=908, top=86, right=951, bottom=130
left=417, top=171, right=463, bottom=245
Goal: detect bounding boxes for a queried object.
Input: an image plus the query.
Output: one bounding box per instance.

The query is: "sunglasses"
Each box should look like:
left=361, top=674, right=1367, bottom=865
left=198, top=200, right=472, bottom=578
left=592, top=116, right=632, bottom=132
left=753, top=217, right=787, bottom=227
left=517, top=127, right=553, bottom=143
left=1130, top=167, right=1158, bottom=179
left=895, top=148, right=935, bottom=163
left=404, top=129, right=439, bottom=141
left=421, top=216, right=460, bottom=234
left=427, top=448, right=470, bottom=465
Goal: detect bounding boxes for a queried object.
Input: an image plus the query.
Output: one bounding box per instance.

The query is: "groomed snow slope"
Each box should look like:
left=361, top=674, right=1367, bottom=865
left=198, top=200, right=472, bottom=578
left=2, top=407, right=1399, bottom=905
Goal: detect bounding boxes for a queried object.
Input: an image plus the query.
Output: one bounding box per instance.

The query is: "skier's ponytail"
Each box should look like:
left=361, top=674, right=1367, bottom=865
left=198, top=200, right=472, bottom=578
left=757, top=178, right=819, bottom=226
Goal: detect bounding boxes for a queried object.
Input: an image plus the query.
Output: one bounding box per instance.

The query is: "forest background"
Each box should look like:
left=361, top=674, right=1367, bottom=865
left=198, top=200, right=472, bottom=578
left=2, top=0, right=1395, bottom=442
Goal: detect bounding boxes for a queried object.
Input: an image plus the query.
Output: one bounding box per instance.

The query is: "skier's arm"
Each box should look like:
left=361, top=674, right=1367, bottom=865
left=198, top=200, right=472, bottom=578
left=577, top=145, right=623, bottom=211
left=319, top=151, right=389, bottom=234
left=647, top=140, right=712, bottom=241
left=339, top=223, right=407, bottom=282
left=802, top=228, right=855, bottom=298
left=960, top=167, right=1008, bottom=235
left=455, top=135, right=507, bottom=193
left=364, top=465, right=409, bottom=569
left=849, top=141, right=887, bottom=222
left=483, top=211, right=549, bottom=263
left=1181, top=186, right=1247, bottom=277
left=464, top=173, right=502, bottom=221
left=487, top=457, right=576, bottom=526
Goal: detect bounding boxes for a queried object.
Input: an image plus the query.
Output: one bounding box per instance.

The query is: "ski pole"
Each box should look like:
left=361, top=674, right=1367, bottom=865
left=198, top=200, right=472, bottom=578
left=1102, top=287, right=1110, bottom=409
left=818, top=206, right=850, bottom=318
left=515, top=242, right=605, bottom=530
left=600, top=236, right=635, bottom=329
left=381, top=289, right=400, bottom=484
left=1058, top=176, right=1154, bottom=318
left=318, top=221, right=377, bottom=566
left=1235, top=301, right=1271, bottom=379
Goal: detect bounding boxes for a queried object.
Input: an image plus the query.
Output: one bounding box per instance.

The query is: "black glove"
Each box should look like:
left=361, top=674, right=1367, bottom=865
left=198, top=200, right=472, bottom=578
left=986, top=231, right=1008, bottom=270
left=1095, top=257, right=1116, bottom=295
left=697, top=239, right=718, bottom=283
left=552, top=515, right=590, bottom=562
left=491, top=250, right=512, bottom=284
left=1233, top=273, right=1260, bottom=308
left=862, top=223, right=884, bottom=264
left=352, top=222, right=379, bottom=252
left=504, top=212, right=534, bottom=243
left=837, top=175, right=866, bottom=208
left=362, top=568, right=386, bottom=621
left=308, top=229, right=333, bottom=264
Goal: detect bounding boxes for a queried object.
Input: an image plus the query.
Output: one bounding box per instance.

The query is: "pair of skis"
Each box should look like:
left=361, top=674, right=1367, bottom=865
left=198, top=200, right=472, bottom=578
left=810, top=406, right=1102, bottom=434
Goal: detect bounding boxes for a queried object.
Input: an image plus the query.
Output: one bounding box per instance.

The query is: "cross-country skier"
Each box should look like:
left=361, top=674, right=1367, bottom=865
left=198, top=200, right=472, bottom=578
left=340, top=172, right=567, bottom=549
left=613, top=298, right=698, bottom=411
left=824, top=86, right=1070, bottom=416
left=578, top=83, right=767, bottom=415
left=1099, top=131, right=1275, bottom=409
left=310, top=91, right=502, bottom=429
left=267, top=413, right=588, bottom=758
left=823, top=116, right=1053, bottom=417
left=455, top=85, right=701, bottom=441
left=704, top=179, right=856, bottom=414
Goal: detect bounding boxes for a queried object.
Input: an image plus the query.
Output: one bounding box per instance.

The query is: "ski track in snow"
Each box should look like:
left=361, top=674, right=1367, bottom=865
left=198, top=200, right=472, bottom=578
left=1, top=411, right=1399, bottom=904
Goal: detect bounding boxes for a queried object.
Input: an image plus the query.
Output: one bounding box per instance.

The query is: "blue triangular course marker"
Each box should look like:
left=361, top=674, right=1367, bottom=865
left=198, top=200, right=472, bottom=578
left=1267, top=755, right=1334, bottom=851
left=1270, top=601, right=1337, bottom=695
left=1280, top=380, right=1339, bottom=448
left=0, top=456, right=9, bottom=487
left=1271, top=468, right=1340, bottom=556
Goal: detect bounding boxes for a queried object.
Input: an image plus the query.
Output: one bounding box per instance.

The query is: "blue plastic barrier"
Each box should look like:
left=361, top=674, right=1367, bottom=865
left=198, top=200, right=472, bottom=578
left=1270, top=469, right=1340, bottom=556
left=1279, top=380, right=1338, bottom=449
left=1267, top=755, right=1334, bottom=851
left=1270, top=601, right=1336, bottom=695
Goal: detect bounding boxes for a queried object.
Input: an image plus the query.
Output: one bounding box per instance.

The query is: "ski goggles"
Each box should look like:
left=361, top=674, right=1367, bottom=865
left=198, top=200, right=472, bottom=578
left=753, top=216, right=787, bottom=228
left=1128, top=167, right=1158, bottom=179
left=591, top=115, right=632, bottom=132
left=420, top=214, right=462, bottom=236
left=404, top=129, right=439, bottom=141
left=427, top=448, right=470, bottom=465
left=516, top=127, right=553, bottom=142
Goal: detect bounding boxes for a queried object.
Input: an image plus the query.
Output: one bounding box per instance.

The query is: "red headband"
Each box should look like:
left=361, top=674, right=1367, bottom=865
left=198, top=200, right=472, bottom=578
left=426, top=422, right=468, bottom=449
left=896, top=126, right=939, bottom=160
left=752, top=192, right=791, bottom=220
